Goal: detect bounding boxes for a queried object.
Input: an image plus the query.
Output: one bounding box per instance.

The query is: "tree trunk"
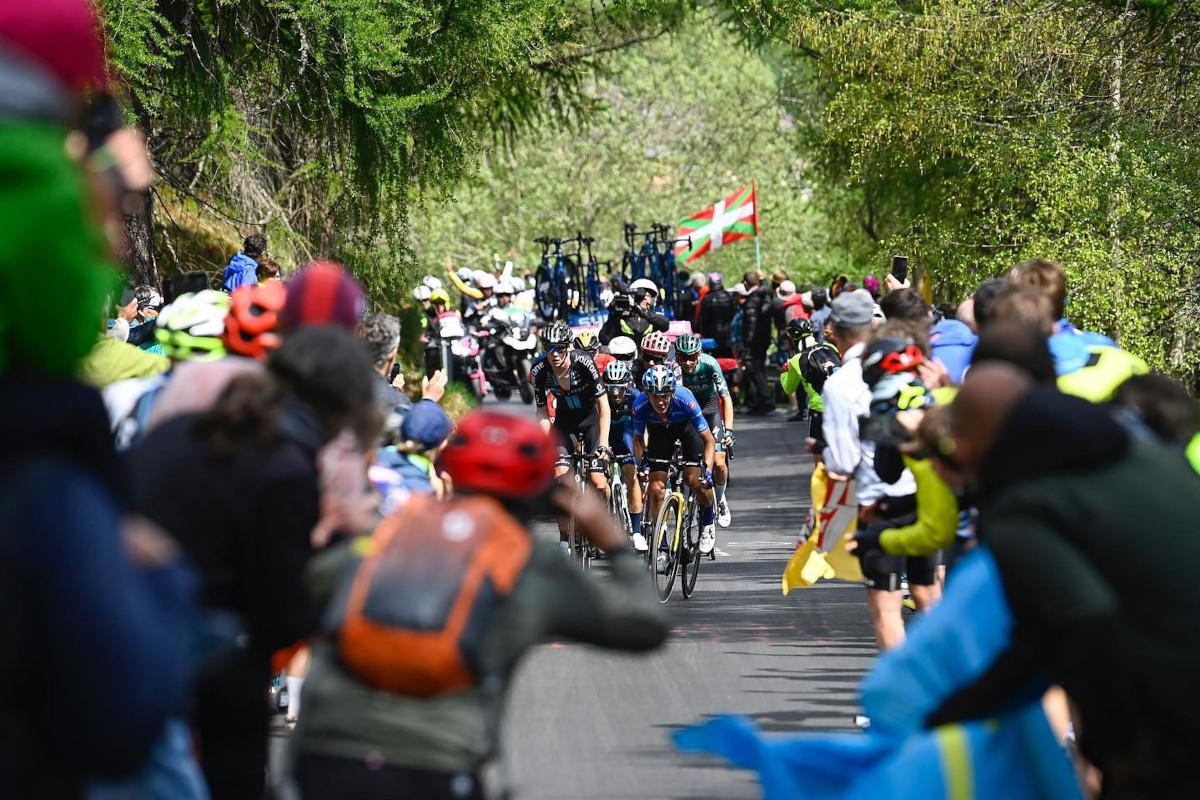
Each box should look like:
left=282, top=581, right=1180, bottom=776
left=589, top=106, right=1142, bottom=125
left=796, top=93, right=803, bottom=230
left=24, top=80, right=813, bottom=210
left=123, top=190, right=160, bottom=289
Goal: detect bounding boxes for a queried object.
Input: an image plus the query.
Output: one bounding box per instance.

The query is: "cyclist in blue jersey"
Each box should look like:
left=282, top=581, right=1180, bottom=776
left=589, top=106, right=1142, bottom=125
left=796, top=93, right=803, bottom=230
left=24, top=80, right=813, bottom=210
left=633, top=365, right=717, bottom=570
left=604, top=360, right=648, bottom=552
left=674, top=333, right=735, bottom=527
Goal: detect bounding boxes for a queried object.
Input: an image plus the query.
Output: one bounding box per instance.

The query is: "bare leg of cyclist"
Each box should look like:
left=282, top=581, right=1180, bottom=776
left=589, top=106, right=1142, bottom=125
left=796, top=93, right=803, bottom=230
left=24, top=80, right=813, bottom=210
left=910, top=583, right=942, bottom=611
left=553, top=466, right=571, bottom=544
left=713, top=450, right=730, bottom=527
left=866, top=588, right=906, bottom=650
left=685, top=466, right=717, bottom=555
left=646, top=472, right=668, bottom=531
left=589, top=471, right=609, bottom=502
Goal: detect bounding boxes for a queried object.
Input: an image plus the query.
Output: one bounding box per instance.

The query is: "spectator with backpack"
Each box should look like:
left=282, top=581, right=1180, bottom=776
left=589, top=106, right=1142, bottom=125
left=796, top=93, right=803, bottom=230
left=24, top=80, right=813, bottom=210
left=293, top=410, right=668, bottom=800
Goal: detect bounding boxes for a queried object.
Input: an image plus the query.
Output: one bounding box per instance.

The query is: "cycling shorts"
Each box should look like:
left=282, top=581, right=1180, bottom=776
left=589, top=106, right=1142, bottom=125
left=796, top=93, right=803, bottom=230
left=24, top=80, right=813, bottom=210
left=856, top=511, right=941, bottom=591
left=554, top=411, right=605, bottom=474
left=643, top=421, right=706, bottom=474
left=703, top=408, right=726, bottom=451
left=609, top=422, right=638, bottom=466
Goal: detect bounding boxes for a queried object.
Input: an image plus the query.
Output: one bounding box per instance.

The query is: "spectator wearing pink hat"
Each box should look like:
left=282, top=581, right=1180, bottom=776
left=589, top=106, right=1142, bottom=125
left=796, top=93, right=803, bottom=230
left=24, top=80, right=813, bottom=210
left=280, top=260, right=367, bottom=333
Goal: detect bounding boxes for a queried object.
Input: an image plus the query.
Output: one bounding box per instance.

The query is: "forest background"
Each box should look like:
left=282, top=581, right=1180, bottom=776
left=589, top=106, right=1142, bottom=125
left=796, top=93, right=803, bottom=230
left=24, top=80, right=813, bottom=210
left=100, top=0, right=1200, bottom=384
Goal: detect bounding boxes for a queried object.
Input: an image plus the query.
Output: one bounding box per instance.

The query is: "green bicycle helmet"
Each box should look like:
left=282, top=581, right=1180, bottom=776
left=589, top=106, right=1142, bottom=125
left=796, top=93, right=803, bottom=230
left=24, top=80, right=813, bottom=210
left=674, top=333, right=703, bottom=356
left=155, top=290, right=230, bottom=362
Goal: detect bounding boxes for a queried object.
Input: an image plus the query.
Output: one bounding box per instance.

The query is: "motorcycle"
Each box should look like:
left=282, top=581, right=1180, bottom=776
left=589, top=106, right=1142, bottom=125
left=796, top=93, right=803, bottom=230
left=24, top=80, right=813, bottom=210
left=481, top=320, right=537, bottom=404
left=426, top=312, right=489, bottom=399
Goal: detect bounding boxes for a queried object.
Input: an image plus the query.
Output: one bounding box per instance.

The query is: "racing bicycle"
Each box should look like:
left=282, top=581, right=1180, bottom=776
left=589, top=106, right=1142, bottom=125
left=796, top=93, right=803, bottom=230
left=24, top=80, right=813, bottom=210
left=650, top=445, right=704, bottom=602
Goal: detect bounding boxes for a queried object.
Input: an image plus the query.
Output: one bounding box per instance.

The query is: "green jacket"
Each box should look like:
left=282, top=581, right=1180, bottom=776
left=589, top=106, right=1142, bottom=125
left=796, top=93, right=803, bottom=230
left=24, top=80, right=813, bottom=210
left=879, top=455, right=958, bottom=556
left=968, top=388, right=1200, bottom=785
left=77, top=337, right=169, bottom=389
left=780, top=353, right=822, bottom=412
left=296, top=533, right=667, bottom=774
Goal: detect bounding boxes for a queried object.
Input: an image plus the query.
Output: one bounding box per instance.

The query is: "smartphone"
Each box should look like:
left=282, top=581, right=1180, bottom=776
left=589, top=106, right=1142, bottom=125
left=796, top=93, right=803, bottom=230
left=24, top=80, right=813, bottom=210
left=163, top=272, right=212, bottom=304
left=890, top=256, right=909, bottom=285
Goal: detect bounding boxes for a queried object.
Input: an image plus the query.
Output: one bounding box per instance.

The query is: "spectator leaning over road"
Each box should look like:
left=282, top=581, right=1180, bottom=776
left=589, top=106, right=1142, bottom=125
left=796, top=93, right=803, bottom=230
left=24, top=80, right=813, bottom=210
left=370, top=396, right=455, bottom=514
left=740, top=272, right=774, bottom=415
left=359, top=312, right=410, bottom=420
left=698, top=274, right=738, bottom=357
left=221, top=233, right=267, bottom=292
left=126, top=326, right=379, bottom=800
left=819, top=292, right=917, bottom=651
left=293, top=411, right=668, bottom=800
left=938, top=363, right=1200, bottom=799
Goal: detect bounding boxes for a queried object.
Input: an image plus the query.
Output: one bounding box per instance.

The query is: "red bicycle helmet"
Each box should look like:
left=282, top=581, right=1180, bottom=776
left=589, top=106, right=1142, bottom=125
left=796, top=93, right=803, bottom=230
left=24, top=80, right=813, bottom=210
left=223, top=281, right=286, bottom=360
left=861, top=337, right=925, bottom=388
left=640, top=331, right=671, bottom=358
left=438, top=410, right=558, bottom=499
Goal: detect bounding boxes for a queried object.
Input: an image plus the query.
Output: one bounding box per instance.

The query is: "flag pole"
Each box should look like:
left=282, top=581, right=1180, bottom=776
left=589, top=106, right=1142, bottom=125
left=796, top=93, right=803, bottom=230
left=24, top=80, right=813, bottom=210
left=752, top=179, right=762, bottom=274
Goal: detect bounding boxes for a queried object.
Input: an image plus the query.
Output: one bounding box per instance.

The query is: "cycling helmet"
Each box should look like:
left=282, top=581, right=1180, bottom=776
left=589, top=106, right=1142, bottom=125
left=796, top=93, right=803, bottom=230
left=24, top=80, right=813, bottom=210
left=607, top=336, right=638, bottom=360
left=439, top=410, right=557, bottom=499
left=471, top=269, right=490, bottom=285
left=476, top=273, right=497, bottom=291
left=640, top=331, right=671, bottom=358
left=707, top=272, right=723, bottom=287
left=455, top=267, right=473, bottom=283
left=430, top=289, right=451, bottom=307
left=604, top=360, right=632, bottom=386
left=630, top=278, right=658, bottom=299
left=674, top=333, right=703, bottom=356
left=495, top=280, right=515, bottom=296
left=860, top=373, right=933, bottom=444
left=861, top=337, right=925, bottom=388
left=642, top=363, right=677, bottom=394
left=540, top=321, right=572, bottom=349
left=155, top=290, right=230, bottom=362
left=573, top=330, right=599, bottom=353
left=510, top=276, right=527, bottom=292
left=413, top=285, right=432, bottom=302
left=786, top=317, right=813, bottom=341
left=224, top=282, right=286, bottom=361
left=422, top=275, right=443, bottom=291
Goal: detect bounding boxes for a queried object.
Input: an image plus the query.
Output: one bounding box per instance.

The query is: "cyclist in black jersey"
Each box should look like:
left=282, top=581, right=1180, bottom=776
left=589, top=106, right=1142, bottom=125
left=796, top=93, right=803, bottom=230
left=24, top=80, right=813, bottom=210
left=529, top=322, right=612, bottom=548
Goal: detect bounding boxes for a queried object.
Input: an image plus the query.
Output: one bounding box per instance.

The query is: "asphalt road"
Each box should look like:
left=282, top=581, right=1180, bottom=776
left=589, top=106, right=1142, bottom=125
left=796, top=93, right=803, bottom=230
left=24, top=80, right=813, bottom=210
left=502, top=410, right=879, bottom=800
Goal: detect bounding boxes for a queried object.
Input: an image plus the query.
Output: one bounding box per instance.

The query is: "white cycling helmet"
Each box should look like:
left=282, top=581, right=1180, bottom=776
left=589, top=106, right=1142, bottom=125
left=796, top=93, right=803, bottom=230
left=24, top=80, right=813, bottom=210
left=495, top=280, right=515, bottom=295
left=471, top=269, right=490, bottom=285
left=422, top=275, right=443, bottom=290
left=456, top=267, right=473, bottom=282
left=607, top=336, right=638, bottom=360
left=630, top=278, right=658, bottom=297
left=413, top=285, right=432, bottom=302
left=476, top=273, right=497, bottom=291
left=510, top=276, right=527, bottom=292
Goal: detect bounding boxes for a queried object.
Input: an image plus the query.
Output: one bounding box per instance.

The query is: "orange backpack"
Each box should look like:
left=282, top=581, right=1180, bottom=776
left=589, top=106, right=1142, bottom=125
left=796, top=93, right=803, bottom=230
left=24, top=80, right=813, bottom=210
left=336, top=495, right=532, bottom=697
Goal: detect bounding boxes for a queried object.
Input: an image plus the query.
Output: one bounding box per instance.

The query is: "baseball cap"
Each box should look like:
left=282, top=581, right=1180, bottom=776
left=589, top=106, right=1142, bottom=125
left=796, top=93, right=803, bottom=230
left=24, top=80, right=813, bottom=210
left=280, top=260, right=366, bottom=332
left=830, top=292, right=874, bottom=327
left=729, top=283, right=750, bottom=297
left=400, top=399, right=453, bottom=450
left=776, top=280, right=797, bottom=299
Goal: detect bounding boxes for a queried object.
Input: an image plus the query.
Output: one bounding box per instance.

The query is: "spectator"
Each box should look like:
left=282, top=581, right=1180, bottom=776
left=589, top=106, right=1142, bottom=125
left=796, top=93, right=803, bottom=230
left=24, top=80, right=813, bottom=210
left=863, top=274, right=881, bottom=301
left=740, top=272, right=774, bottom=415
left=809, top=286, right=832, bottom=344
left=878, top=287, right=929, bottom=324
left=928, top=301, right=977, bottom=385
left=970, top=319, right=1058, bottom=384
left=1110, top=373, right=1200, bottom=454
left=371, top=398, right=455, bottom=512
left=280, top=260, right=367, bottom=334
left=359, top=312, right=410, bottom=418
left=940, top=363, right=1200, bottom=798
left=126, top=326, right=379, bottom=799
left=678, top=271, right=706, bottom=323
left=221, top=233, right=267, bottom=292
left=698, top=274, right=738, bottom=357
left=257, top=258, right=283, bottom=283
left=970, top=277, right=1008, bottom=330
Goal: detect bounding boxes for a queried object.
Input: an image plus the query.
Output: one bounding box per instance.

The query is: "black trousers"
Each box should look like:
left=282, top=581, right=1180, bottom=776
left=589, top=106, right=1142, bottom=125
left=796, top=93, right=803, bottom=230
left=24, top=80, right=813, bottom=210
left=742, top=353, right=770, bottom=411
left=297, top=753, right=486, bottom=800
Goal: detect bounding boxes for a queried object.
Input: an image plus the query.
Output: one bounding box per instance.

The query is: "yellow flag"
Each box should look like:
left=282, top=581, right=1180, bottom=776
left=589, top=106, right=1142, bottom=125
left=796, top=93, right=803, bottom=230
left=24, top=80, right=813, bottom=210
left=782, top=463, right=863, bottom=594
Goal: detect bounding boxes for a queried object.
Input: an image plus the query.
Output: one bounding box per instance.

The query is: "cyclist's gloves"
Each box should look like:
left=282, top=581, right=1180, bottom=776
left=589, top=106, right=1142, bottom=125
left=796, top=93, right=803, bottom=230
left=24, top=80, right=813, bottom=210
left=594, top=445, right=613, bottom=462
left=722, top=431, right=735, bottom=449
left=702, top=469, right=714, bottom=489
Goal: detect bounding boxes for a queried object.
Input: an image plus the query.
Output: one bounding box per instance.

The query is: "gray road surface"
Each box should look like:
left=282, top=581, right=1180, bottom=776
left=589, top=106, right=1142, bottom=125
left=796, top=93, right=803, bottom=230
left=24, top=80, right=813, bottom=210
left=501, top=411, right=879, bottom=800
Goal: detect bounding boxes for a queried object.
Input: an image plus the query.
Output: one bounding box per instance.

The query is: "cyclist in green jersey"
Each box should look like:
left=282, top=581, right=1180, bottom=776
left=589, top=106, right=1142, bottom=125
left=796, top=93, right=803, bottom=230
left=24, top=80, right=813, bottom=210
left=674, top=334, right=735, bottom=527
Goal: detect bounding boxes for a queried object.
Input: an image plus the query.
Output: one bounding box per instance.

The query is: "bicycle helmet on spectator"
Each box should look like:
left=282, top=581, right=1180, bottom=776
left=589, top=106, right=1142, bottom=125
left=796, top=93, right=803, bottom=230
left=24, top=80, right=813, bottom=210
left=280, top=260, right=365, bottom=332
left=413, top=285, right=432, bottom=302
left=607, top=336, right=638, bottom=361
left=224, top=282, right=286, bottom=361
left=573, top=331, right=599, bottom=353
left=155, top=290, right=230, bottom=362
left=422, top=275, right=443, bottom=291
left=510, top=276, right=527, bottom=292
left=674, top=333, right=703, bottom=356
left=471, top=270, right=490, bottom=286
left=642, top=364, right=677, bottom=394
left=640, top=331, right=671, bottom=359
left=495, top=281, right=515, bottom=296
left=786, top=317, right=813, bottom=341
left=707, top=272, right=723, bottom=287
left=604, top=360, right=632, bottom=387
left=455, top=267, right=473, bottom=283
left=439, top=410, right=558, bottom=499
left=860, top=373, right=933, bottom=444
left=476, top=274, right=497, bottom=291
left=540, top=321, right=571, bottom=349
left=430, top=289, right=451, bottom=307
left=861, top=336, right=925, bottom=388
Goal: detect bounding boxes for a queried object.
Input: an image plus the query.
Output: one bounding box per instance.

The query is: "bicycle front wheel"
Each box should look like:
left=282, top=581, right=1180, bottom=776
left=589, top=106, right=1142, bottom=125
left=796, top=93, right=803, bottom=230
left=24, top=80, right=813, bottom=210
left=652, top=492, right=685, bottom=602
left=681, top=499, right=701, bottom=598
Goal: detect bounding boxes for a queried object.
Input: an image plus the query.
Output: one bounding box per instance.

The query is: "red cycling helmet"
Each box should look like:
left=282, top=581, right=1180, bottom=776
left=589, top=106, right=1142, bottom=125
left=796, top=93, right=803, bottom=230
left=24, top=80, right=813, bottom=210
left=641, top=331, right=671, bottom=358
left=438, top=410, right=558, bottom=499
left=861, top=337, right=925, bottom=388
left=223, top=281, right=286, bottom=360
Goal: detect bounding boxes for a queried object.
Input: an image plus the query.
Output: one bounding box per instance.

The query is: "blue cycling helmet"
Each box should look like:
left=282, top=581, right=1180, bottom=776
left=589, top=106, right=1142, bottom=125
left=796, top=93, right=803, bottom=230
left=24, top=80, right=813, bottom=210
left=642, top=364, right=677, bottom=394
left=604, top=360, right=632, bottom=386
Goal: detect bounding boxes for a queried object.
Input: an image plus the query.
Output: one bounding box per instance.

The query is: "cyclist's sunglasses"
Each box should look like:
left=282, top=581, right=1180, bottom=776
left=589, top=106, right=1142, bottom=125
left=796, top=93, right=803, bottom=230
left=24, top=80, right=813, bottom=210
left=676, top=352, right=699, bottom=362
left=546, top=344, right=569, bottom=354
left=643, top=353, right=666, bottom=364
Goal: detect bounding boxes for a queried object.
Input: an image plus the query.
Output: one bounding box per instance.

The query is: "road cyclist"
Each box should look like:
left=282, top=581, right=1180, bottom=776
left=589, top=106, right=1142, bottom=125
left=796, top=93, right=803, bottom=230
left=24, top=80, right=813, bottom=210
left=603, top=359, right=648, bottom=552
left=673, top=332, right=735, bottom=528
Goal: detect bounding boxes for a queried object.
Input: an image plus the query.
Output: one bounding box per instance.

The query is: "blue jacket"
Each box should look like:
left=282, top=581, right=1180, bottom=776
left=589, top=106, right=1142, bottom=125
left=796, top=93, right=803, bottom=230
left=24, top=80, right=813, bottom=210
left=1048, top=328, right=1115, bottom=376
left=928, top=318, right=976, bottom=384
left=220, top=252, right=259, bottom=292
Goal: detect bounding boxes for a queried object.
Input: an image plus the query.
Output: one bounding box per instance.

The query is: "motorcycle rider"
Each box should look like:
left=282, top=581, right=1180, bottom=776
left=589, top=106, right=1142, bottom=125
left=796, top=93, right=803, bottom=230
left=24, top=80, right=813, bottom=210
left=604, top=360, right=648, bottom=552
left=598, top=278, right=669, bottom=345
left=478, top=282, right=535, bottom=402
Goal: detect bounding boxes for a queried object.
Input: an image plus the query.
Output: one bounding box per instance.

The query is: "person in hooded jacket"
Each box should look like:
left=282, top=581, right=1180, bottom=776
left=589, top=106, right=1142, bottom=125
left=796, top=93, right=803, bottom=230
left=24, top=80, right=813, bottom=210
left=740, top=273, right=775, bottom=414
left=221, top=234, right=267, bottom=292
left=698, top=276, right=738, bottom=357
left=126, top=326, right=379, bottom=800
left=933, top=363, right=1200, bottom=800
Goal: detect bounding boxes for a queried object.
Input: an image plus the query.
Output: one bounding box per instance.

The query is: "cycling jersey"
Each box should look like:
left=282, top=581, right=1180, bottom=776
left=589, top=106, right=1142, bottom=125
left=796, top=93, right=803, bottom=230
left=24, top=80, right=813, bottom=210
left=608, top=385, right=642, bottom=462
left=680, top=353, right=730, bottom=412
left=529, top=351, right=604, bottom=424
left=631, top=386, right=709, bottom=437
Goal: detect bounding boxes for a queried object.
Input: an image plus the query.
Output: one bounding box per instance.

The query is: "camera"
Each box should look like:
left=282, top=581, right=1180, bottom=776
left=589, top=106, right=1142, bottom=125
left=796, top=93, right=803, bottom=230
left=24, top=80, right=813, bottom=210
left=610, top=293, right=634, bottom=314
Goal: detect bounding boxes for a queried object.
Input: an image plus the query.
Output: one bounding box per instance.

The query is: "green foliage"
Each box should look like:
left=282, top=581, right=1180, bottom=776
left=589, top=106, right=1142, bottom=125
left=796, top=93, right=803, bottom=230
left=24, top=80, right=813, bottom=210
left=414, top=14, right=854, bottom=291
